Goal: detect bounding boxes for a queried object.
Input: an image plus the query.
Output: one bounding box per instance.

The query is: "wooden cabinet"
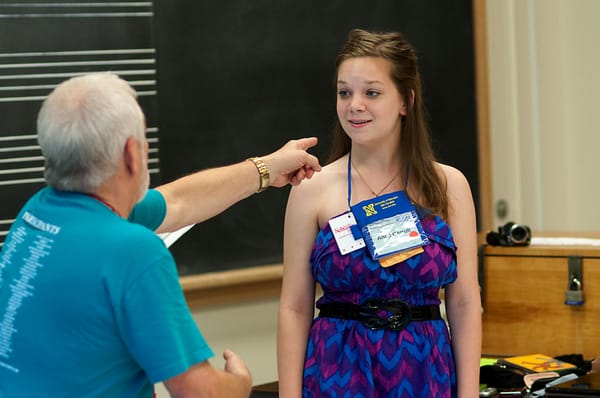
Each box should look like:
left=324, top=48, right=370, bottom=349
left=480, top=242, right=600, bottom=358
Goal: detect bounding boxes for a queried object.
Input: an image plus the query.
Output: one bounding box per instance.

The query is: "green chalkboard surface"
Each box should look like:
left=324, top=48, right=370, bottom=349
left=152, top=1, right=479, bottom=276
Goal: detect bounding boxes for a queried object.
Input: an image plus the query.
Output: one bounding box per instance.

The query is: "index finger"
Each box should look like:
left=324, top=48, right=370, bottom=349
left=293, top=137, right=318, bottom=151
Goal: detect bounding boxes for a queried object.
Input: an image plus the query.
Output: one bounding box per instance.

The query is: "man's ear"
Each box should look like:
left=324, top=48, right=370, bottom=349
left=123, top=136, right=141, bottom=175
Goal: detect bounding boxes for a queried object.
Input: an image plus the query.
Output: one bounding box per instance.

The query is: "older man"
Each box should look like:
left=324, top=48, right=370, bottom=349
left=0, top=73, right=320, bottom=397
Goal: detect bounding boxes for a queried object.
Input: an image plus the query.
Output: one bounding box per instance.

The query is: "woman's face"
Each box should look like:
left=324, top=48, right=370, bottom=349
left=336, top=56, right=406, bottom=146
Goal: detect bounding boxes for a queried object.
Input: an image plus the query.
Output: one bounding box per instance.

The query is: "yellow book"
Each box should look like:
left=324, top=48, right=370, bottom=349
left=498, top=353, right=577, bottom=373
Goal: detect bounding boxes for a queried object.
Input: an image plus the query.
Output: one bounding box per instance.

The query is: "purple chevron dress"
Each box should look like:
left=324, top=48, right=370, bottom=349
left=303, top=210, right=458, bottom=398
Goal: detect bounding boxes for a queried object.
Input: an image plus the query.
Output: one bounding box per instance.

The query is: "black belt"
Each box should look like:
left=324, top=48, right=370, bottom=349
left=318, top=299, right=441, bottom=331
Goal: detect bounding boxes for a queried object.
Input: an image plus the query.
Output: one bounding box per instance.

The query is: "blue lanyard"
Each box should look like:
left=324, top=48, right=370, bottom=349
left=346, top=152, right=409, bottom=209
left=347, top=153, right=353, bottom=209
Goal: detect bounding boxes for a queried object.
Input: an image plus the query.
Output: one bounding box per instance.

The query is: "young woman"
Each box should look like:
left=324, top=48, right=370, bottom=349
left=277, top=29, right=481, bottom=397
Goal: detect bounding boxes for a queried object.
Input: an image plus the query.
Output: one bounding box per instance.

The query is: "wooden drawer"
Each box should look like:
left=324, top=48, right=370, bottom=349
left=480, top=243, right=600, bottom=358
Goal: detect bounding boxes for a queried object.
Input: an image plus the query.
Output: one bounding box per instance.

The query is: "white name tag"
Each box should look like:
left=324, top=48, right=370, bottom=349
left=329, top=212, right=365, bottom=255
left=365, top=210, right=425, bottom=258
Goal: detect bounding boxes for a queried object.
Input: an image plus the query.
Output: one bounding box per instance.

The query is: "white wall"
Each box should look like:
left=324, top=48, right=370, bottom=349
left=487, top=0, right=600, bottom=232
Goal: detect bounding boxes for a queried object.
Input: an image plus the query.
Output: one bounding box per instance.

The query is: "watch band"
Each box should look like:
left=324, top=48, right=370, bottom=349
left=247, top=157, right=270, bottom=193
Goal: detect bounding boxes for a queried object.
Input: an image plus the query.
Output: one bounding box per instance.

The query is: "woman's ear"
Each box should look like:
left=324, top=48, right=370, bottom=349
left=400, top=103, right=408, bottom=116
left=400, top=89, right=415, bottom=116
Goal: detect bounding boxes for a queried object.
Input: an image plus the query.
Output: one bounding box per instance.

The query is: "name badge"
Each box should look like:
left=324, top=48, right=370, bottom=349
left=328, top=212, right=365, bottom=255
left=350, top=191, right=429, bottom=260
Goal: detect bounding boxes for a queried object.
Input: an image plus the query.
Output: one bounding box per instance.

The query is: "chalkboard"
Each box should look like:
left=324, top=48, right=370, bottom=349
left=152, top=0, right=479, bottom=276
left=0, top=2, right=159, bottom=247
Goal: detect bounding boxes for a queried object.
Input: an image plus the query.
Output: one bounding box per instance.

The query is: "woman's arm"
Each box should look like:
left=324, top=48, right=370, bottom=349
left=441, top=164, right=482, bottom=398
left=277, top=180, right=320, bottom=398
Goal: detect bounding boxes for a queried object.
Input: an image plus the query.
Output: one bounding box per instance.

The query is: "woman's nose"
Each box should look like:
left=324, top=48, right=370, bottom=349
left=349, top=96, right=366, bottom=112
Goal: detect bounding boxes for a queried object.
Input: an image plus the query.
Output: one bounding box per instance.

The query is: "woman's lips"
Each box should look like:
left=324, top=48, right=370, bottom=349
left=348, top=119, right=372, bottom=128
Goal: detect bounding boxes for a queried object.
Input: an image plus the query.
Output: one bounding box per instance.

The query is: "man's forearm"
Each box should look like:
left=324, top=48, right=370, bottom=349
left=155, top=159, right=261, bottom=233
left=154, top=137, right=321, bottom=234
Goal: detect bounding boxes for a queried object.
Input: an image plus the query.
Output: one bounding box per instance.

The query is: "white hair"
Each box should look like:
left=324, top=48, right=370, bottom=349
left=37, top=72, right=146, bottom=192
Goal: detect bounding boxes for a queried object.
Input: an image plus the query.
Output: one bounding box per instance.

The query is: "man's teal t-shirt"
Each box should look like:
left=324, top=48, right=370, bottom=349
left=0, top=188, right=214, bottom=397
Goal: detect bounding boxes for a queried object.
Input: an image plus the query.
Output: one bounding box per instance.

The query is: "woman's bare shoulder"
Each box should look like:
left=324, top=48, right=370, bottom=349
left=288, top=156, right=349, bottom=226
left=292, top=157, right=347, bottom=193
left=434, top=162, right=471, bottom=191
left=434, top=162, right=475, bottom=220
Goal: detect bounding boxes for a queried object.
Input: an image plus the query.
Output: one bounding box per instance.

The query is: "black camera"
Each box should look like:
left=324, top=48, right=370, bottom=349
left=486, top=222, right=531, bottom=247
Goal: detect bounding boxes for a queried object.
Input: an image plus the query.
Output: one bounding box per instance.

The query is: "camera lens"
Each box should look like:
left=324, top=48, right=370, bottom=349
left=509, top=225, right=529, bottom=244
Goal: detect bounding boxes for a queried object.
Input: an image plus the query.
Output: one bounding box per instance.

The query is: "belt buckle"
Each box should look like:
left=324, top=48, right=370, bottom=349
left=359, top=299, right=411, bottom=331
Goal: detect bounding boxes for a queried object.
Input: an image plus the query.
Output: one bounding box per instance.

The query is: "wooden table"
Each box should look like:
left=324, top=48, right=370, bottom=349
left=480, top=235, right=600, bottom=358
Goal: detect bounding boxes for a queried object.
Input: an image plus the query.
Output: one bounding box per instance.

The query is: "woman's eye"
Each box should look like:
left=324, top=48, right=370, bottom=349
left=337, top=89, right=350, bottom=98
left=366, top=90, right=380, bottom=98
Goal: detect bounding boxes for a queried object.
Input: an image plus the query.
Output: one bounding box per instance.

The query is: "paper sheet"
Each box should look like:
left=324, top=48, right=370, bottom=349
left=157, top=224, right=194, bottom=248
left=531, top=236, right=600, bottom=246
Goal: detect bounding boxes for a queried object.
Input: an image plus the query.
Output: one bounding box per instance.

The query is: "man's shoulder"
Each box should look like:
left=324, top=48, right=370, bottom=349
left=129, top=189, right=166, bottom=231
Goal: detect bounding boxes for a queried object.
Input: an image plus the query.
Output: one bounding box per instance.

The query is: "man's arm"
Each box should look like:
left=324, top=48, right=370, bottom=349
left=155, top=137, right=320, bottom=234
left=164, top=349, right=252, bottom=398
